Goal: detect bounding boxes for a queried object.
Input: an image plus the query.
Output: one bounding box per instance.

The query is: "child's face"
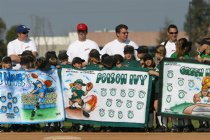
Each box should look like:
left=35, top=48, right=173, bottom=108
left=75, top=83, right=82, bottom=90
left=124, top=53, right=132, bottom=60
left=37, top=83, right=42, bottom=89
left=155, top=49, right=163, bottom=60
left=2, top=63, right=12, bottom=69
left=137, top=53, right=144, bottom=60
left=205, top=46, right=210, bottom=54
left=201, top=89, right=208, bottom=96
left=73, top=63, right=82, bottom=69
left=61, top=60, right=69, bottom=65
left=198, top=44, right=209, bottom=53
left=145, top=59, right=153, bottom=68
left=116, top=61, right=122, bottom=68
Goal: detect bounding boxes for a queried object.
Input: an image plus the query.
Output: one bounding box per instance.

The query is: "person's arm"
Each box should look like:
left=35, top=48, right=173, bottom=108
left=148, top=70, right=159, bottom=77
left=9, top=54, right=21, bottom=63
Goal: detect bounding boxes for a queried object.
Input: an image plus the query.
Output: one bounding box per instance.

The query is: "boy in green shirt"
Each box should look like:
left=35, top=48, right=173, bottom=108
left=122, top=45, right=140, bottom=68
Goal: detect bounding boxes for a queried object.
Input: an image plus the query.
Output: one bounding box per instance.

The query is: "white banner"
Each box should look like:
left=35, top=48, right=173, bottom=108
left=161, top=60, right=210, bottom=118
left=0, top=69, right=64, bottom=124
left=61, top=68, right=151, bottom=127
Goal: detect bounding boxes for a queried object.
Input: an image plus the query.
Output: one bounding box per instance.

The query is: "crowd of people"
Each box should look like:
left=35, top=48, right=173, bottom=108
left=0, top=23, right=210, bottom=132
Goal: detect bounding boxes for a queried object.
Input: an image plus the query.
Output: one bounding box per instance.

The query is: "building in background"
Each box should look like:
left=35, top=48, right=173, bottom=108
left=32, top=31, right=187, bottom=57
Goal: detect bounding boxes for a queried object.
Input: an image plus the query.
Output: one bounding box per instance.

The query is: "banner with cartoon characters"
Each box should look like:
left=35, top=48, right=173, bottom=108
left=61, top=68, right=152, bottom=128
left=0, top=69, right=64, bottom=124
left=160, top=59, right=210, bottom=120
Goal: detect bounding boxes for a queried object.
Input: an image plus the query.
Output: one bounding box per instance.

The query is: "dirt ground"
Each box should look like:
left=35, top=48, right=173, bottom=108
left=0, top=132, right=210, bottom=140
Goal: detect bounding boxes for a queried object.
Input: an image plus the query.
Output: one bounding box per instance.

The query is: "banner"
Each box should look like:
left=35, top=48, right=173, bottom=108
left=160, top=59, right=210, bottom=120
left=0, top=69, right=64, bottom=124
left=61, top=68, right=152, bottom=128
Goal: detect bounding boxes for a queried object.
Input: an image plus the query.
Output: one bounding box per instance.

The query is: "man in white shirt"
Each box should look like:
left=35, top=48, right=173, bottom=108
left=7, top=25, right=37, bottom=69
left=100, top=24, right=138, bottom=57
left=161, top=24, right=178, bottom=58
left=67, top=23, right=100, bottom=64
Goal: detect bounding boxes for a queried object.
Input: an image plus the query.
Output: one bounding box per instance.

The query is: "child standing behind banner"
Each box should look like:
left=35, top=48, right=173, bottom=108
left=142, top=54, right=156, bottom=131
left=170, top=38, right=194, bottom=132
left=148, top=45, right=167, bottom=132
left=122, top=45, right=140, bottom=68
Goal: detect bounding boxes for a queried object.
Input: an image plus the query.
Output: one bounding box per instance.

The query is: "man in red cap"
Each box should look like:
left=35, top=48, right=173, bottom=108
left=67, top=23, right=100, bottom=65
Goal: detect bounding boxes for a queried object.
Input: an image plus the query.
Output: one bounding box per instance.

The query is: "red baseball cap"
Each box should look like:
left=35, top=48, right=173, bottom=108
left=77, top=23, right=88, bottom=31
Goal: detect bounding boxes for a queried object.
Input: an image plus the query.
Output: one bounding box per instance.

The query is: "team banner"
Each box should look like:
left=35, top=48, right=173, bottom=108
left=160, top=59, right=210, bottom=120
left=0, top=69, right=64, bottom=124
left=61, top=68, right=152, bottom=128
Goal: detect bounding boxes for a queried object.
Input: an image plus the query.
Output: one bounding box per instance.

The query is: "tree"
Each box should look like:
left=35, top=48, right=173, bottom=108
left=0, top=18, right=7, bottom=60
left=5, top=25, right=17, bottom=44
left=156, top=18, right=173, bottom=44
left=184, top=0, right=210, bottom=44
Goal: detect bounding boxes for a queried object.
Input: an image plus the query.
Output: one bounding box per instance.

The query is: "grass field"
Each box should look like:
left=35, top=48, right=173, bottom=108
left=22, top=108, right=59, bottom=121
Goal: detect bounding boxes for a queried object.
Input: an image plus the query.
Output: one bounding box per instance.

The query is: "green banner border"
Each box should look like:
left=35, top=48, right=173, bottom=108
left=158, top=58, right=210, bottom=121
left=58, top=66, right=152, bottom=128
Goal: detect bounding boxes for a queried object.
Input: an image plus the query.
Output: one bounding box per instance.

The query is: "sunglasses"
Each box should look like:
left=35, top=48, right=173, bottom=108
left=121, top=32, right=129, bottom=35
left=21, top=32, right=29, bottom=34
left=169, top=32, right=178, bottom=35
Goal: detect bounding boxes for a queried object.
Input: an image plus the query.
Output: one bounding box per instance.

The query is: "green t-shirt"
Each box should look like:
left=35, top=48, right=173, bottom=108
left=170, top=52, right=190, bottom=59
left=71, top=87, right=85, bottom=100
left=201, top=54, right=210, bottom=59
left=122, top=59, right=140, bottom=68
left=85, top=63, right=101, bottom=70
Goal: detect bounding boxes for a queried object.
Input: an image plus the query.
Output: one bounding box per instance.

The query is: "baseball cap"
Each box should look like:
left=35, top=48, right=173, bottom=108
left=58, top=50, right=68, bottom=61
left=74, top=79, right=86, bottom=86
left=77, top=23, right=88, bottom=31
left=16, top=25, right=30, bottom=33
left=72, top=57, right=85, bottom=65
left=135, top=46, right=149, bottom=53
left=197, top=38, right=210, bottom=46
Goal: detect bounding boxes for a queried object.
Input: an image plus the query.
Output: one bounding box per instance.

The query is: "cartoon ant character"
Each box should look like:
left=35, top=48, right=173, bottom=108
left=30, top=73, right=52, bottom=117
left=69, top=79, right=93, bottom=118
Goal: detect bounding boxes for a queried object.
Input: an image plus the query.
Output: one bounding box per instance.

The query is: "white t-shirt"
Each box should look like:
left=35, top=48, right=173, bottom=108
left=67, top=39, right=100, bottom=63
left=7, top=38, right=37, bottom=69
left=161, top=41, right=176, bottom=58
left=100, top=39, right=138, bottom=56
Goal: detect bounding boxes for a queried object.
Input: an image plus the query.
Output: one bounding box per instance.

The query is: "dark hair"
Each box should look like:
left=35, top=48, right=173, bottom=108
left=136, top=46, right=149, bottom=54
left=21, top=50, right=33, bottom=57
left=58, top=50, right=68, bottom=61
left=35, top=57, right=51, bottom=71
left=124, top=45, right=134, bottom=54
left=72, top=57, right=85, bottom=65
left=115, top=24, right=128, bottom=33
left=88, top=49, right=100, bottom=64
left=2, top=56, right=12, bottom=64
left=20, top=55, right=35, bottom=69
left=114, top=54, right=124, bottom=64
left=156, top=45, right=166, bottom=57
left=167, top=24, right=178, bottom=32
left=45, top=51, right=57, bottom=61
left=101, top=55, right=115, bottom=69
left=176, top=38, right=192, bottom=57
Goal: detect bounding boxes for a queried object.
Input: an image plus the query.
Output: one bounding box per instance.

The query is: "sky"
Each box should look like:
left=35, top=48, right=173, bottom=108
left=0, top=0, right=192, bottom=36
